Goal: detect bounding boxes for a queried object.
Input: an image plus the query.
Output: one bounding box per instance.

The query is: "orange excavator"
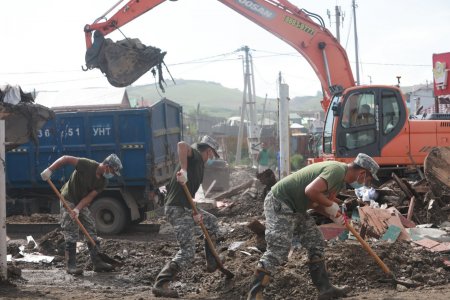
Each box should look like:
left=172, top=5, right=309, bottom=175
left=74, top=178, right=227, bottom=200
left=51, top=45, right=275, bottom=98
left=83, top=0, right=450, bottom=180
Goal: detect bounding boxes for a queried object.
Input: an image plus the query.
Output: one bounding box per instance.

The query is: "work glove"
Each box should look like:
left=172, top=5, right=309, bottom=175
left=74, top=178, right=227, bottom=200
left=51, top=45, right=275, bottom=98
left=329, top=212, right=345, bottom=225
left=40, top=168, right=53, bottom=181
left=176, top=169, right=188, bottom=183
left=71, top=208, right=80, bottom=219
left=192, top=212, right=203, bottom=224
left=324, top=202, right=345, bottom=225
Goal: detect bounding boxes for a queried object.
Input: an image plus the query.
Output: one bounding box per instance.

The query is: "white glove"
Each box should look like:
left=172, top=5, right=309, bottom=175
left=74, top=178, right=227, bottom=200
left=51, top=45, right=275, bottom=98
left=192, top=213, right=203, bottom=224
left=72, top=208, right=80, bottom=219
left=40, top=168, right=53, bottom=181
left=176, top=169, right=188, bottom=183
left=329, top=213, right=345, bottom=225
left=323, top=202, right=340, bottom=218
left=324, top=202, right=345, bottom=225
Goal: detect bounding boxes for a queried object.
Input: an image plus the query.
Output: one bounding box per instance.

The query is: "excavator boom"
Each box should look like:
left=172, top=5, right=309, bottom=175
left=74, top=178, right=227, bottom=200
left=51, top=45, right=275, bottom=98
left=84, top=0, right=355, bottom=110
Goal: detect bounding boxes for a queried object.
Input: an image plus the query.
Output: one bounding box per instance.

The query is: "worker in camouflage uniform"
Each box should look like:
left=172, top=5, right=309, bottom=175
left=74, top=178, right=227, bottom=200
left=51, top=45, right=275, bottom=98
left=248, top=153, right=379, bottom=300
left=152, top=135, right=221, bottom=298
left=40, top=154, right=122, bottom=275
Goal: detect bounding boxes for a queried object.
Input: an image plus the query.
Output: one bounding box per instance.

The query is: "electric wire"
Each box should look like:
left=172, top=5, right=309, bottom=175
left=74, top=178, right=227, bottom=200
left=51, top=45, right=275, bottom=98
left=2, top=49, right=431, bottom=88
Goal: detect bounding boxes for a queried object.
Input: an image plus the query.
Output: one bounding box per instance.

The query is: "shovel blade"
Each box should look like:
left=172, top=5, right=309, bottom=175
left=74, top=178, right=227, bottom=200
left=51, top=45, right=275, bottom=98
left=98, top=252, right=123, bottom=267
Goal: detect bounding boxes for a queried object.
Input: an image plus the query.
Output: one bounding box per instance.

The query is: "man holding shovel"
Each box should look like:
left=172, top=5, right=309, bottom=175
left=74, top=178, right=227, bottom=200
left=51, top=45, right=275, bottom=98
left=40, top=154, right=122, bottom=275
left=248, top=153, right=379, bottom=300
left=152, top=135, right=222, bottom=298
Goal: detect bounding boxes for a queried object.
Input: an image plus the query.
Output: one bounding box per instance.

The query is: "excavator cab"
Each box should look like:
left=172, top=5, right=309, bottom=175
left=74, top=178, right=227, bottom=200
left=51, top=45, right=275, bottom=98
left=323, top=86, right=406, bottom=160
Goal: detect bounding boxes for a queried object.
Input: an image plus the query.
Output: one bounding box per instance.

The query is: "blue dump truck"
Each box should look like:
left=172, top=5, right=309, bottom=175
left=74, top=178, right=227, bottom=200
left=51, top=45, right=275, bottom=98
left=6, top=98, right=182, bottom=234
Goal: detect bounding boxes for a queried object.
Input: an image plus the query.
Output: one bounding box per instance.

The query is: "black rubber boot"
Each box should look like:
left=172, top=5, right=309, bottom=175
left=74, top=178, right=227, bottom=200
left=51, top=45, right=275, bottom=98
left=65, top=242, right=83, bottom=275
left=88, top=244, right=113, bottom=272
left=152, top=261, right=180, bottom=298
left=205, top=236, right=218, bottom=273
left=308, top=257, right=351, bottom=300
left=247, top=266, right=270, bottom=300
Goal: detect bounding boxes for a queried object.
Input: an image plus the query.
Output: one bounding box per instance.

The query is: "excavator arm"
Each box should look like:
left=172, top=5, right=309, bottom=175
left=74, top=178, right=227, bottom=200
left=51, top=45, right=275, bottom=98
left=84, top=0, right=355, bottom=110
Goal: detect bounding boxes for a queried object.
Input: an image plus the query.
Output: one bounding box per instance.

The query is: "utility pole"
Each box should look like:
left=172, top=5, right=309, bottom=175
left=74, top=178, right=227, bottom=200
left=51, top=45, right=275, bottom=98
left=352, top=0, right=360, bottom=85
left=0, top=121, right=6, bottom=280
left=278, top=72, right=290, bottom=179
left=235, top=46, right=260, bottom=166
left=335, top=6, right=342, bottom=43
left=327, top=6, right=343, bottom=43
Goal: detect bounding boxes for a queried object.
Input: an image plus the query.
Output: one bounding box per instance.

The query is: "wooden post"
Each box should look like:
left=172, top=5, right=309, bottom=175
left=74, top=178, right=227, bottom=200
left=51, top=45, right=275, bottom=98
left=407, top=196, right=416, bottom=221
left=0, top=120, right=7, bottom=280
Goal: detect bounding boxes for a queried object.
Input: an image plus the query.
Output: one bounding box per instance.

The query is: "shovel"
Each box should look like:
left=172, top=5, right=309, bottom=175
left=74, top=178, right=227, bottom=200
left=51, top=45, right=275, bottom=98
left=345, top=221, right=417, bottom=287
left=181, top=183, right=234, bottom=279
left=47, top=179, right=122, bottom=267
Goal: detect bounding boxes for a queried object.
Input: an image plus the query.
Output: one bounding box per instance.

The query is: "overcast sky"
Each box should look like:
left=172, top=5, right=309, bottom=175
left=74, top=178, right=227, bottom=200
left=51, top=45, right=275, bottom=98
left=1, top=0, right=449, bottom=99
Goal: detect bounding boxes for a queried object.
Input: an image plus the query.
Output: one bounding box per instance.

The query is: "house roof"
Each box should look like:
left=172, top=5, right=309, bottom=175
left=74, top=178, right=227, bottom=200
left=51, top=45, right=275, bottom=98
left=35, top=87, right=130, bottom=110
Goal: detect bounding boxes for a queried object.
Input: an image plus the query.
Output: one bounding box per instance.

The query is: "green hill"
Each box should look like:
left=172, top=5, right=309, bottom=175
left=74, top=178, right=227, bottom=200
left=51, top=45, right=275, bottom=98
left=127, top=79, right=323, bottom=117
left=128, top=80, right=427, bottom=118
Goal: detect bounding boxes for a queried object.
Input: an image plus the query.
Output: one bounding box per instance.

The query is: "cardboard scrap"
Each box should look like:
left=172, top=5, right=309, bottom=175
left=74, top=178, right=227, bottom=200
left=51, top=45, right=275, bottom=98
left=413, top=238, right=440, bottom=249
left=413, top=239, right=450, bottom=253
left=429, top=242, right=450, bottom=253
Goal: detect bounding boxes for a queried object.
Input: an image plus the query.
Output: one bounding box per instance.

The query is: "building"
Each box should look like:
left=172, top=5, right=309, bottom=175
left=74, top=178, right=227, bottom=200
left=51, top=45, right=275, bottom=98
left=407, top=86, right=434, bottom=116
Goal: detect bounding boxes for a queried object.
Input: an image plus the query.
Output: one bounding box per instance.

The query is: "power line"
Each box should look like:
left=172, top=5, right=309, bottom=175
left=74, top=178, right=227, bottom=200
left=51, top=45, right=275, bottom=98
left=1, top=49, right=432, bottom=87
left=0, top=69, right=82, bottom=75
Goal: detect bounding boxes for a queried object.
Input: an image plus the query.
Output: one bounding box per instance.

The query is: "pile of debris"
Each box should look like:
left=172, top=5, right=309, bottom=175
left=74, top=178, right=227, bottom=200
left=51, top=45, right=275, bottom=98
left=0, top=84, right=54, bottom=151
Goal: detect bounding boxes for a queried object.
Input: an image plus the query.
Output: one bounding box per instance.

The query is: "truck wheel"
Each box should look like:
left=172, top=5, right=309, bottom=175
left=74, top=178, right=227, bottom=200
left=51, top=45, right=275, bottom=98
left=90, top=197, right=129, bottom=234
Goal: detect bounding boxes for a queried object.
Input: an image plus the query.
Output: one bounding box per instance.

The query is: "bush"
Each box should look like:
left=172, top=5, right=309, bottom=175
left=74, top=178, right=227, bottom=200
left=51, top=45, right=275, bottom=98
left=290, top=154, right=305, bottom=171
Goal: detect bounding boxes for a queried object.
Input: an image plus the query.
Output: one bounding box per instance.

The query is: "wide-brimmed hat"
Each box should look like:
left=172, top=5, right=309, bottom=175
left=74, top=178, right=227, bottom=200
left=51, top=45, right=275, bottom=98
left=198, top=135, right=220, bottom=158
left=353, top=153, right=379, bottom=181
left=104, top=154, right=123, bottom=176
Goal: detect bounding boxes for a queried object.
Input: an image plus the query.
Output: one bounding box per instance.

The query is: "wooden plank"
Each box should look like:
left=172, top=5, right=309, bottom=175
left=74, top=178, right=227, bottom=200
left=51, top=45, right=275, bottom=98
left=359, top=206, right=411, bottom=241
left=407, top=196, right=415, bottom=221
left=413, top=238, right=440, bottom=249
left=424, top=146, right=450, bottom=198
left=213, top=179, right=254, bottom=200
left=392, top=173, right=414, bottom=198
left=430, top=242, right=450, bottom=253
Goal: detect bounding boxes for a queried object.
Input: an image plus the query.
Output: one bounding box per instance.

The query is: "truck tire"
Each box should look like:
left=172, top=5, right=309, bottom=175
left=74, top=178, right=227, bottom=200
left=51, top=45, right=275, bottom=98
left=90, top=197, right=129, bottom=234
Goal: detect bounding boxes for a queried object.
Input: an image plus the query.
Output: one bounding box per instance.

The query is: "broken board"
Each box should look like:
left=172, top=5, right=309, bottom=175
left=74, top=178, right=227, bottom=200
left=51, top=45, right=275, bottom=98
left=424, top=146, right=450, bottom=198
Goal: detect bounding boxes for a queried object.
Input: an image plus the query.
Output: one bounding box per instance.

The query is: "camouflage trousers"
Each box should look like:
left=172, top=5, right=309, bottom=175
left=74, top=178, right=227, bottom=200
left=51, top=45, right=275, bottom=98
left=60, top=202, right=99, bottom=244
left=259, top=191, right=325, bottom=274
left=165, top=205, right=219, bottom=270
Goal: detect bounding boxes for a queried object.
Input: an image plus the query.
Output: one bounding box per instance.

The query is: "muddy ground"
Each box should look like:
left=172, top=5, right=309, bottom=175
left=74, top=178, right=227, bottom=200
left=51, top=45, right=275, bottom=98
left=2, top=166, right=450, bottom=299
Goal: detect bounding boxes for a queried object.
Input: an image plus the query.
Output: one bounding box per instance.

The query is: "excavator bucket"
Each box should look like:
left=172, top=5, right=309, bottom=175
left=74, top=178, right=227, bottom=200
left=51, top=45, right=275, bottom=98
left=85, top=31, right=167, bottom=88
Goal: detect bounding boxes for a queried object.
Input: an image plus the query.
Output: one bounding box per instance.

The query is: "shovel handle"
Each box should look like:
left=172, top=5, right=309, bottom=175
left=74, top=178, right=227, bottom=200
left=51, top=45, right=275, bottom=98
left=181, top=183, right=234, bottom=278
left=345, top=221, right=392, bottom=275
left=47, top=179, right=96, bottom=248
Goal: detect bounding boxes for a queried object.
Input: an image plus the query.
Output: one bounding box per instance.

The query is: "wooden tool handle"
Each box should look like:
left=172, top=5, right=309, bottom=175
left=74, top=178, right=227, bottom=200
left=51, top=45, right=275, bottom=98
left=181, top=183, right=219, bottom=261
left=345, top=221, right=391, bottom=275
left=47, top=179, right=96, bottom=247
left=181, top=183, right=234, bottom=278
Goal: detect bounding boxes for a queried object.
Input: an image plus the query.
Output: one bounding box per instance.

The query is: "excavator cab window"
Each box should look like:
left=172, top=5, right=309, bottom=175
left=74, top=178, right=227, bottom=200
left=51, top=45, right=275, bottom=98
left=323, top=96, right=340, bottom=154
left=340, top=91, right=376, bottom=149
left=381, top=91, right=400, bottom=134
